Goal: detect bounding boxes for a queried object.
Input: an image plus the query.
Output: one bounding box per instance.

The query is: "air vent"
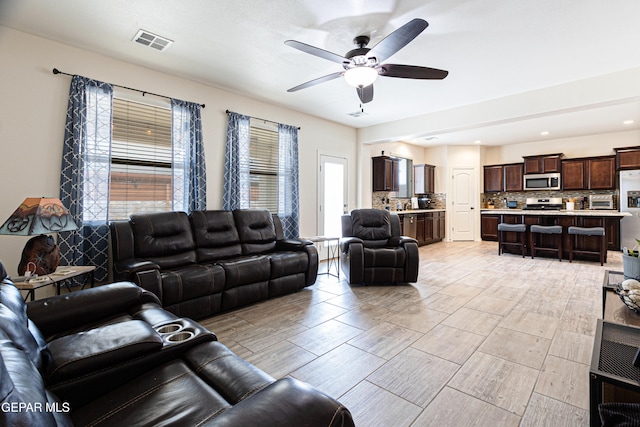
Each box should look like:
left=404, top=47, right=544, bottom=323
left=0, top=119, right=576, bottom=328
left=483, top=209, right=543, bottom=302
left=132, top=30, right=173, bottom=51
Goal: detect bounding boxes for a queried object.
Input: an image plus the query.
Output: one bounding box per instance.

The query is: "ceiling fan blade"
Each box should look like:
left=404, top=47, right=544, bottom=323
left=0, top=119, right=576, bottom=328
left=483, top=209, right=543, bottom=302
left=356, top=85, right=374, bottom=103
left=287, top=71, right=344, bottom=92
left=379, top=64, right=448, bottom=79
left=367, top=18, right=429, bottom=63
left=285, top=40, right=348, bottom=64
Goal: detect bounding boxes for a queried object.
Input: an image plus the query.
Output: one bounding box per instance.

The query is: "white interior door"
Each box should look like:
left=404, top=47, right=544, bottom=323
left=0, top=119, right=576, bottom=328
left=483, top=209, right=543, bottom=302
left=451, top=166, right=477, bottom=241
left=319, top=154, right=348, bottom=238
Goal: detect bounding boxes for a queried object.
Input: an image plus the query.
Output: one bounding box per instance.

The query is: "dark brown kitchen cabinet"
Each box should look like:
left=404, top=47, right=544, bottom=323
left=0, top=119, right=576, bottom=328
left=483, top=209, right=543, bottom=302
left=403, top=211, right=445, bottom=245
left=414, top=164, right=435, bottom=194
left=503, top=163, right=524, bottom=192
left=372, top=156, right=399, bottom=192
left=523, top=154, right=563, bottom=174
left=484, top=165, right=504, bottom=193
left=481, top=214, right=500, bottom=241
left=587, top=156, right=615, bottom=189
left=615, top=146, right=640, bottom=170
left=562, top=156, right=615, bottom=190
left=562, top=159, right=586, bottom=190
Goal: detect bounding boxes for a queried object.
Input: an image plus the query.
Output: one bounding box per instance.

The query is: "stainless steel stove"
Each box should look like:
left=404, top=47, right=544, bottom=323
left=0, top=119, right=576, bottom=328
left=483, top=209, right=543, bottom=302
left=523, top=197, right=563, bottom=210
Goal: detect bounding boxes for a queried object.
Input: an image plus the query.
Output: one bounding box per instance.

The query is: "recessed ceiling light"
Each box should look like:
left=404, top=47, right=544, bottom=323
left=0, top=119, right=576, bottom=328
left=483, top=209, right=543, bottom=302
left=623, top=120, right=634, bottom=125
left=474, top=140, right=482, bottom=144
left=541, top=131, right=549, bottom=136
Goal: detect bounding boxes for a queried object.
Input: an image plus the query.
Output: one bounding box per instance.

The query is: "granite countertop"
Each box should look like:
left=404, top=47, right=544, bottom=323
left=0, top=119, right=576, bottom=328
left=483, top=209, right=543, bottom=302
left=480, top=208, right=631, bottom=217
left=392, top=209, right=446, bottom=214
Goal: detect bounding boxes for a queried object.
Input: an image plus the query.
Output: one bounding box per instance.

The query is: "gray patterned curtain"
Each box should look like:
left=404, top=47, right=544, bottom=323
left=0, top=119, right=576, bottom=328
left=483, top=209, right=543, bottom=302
left=223, top=111, right=251, bottom=210
left=171, top=99, right=206, bottom=211
left=58, top=75, right=113, bottom=281
left=277, top=124, right=300, bottom=238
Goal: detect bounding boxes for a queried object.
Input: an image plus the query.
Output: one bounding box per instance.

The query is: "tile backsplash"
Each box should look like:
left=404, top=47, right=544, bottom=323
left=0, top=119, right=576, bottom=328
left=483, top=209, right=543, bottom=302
left=373, top=191, right=447, bottom=211
left=481, top=189, right=618, bottom=209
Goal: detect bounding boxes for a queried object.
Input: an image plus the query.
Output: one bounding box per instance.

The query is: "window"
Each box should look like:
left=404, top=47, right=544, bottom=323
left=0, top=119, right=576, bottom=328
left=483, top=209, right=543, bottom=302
left=248, top=120, right=279, bottom=211
left=109, top=97, right=174, bottom=220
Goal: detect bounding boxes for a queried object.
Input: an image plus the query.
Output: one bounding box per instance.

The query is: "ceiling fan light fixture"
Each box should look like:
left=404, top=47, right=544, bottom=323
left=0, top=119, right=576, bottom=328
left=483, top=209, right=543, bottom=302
left=344, top=67, right=378, bottom=88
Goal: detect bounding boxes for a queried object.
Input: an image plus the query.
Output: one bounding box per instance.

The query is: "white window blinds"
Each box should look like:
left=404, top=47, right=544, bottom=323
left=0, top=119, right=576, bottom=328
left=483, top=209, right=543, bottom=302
left=109, top=97, right=173, bottom=220
left=249, top=122, right=279, bottom=212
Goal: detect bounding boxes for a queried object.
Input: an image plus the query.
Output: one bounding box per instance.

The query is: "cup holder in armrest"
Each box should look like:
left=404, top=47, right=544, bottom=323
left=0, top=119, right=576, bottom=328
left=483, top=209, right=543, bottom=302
left=156, top=323, right=182, bottom=334
left=153, top=318, right=215, bottom=347
left=165, top=330, right=195, bottom=342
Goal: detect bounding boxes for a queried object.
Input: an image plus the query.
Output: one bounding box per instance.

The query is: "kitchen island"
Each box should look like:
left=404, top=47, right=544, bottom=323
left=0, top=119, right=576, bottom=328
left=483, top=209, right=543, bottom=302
left=481, top=209, right=630, bottom=260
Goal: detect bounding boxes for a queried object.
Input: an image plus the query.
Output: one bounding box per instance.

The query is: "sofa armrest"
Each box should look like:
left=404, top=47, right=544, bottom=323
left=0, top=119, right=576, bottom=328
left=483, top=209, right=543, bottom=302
left=113, top=259, right=160, bottom=276
left=46, top=320, right=163, bottom=383
left=339, top=236, right=363, bottom=253
left=275, top=238, right=313, bottom=251
left=27, top=282, right=160, bottom=337
left=203, top=377, right=354, bottom=427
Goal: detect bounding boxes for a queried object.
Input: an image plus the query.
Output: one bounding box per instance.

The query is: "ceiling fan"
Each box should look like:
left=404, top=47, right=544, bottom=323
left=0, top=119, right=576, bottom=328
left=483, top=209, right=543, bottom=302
left=285, top=18, right=448, bottom=104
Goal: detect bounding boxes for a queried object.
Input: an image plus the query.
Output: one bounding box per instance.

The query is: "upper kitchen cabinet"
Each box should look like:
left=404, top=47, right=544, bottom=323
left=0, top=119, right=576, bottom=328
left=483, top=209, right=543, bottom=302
left=523, top=153, right=563, bottom=174
left=615, top=146, right=640, bottom=170
left=503, top=163, right=524, bottom=192
left=414, top=164, right=435, bottom=194
left=587, top=156, right=616, bottom=189
left=562, top=156, right=615, bottom=190
left=372, top=156, right=399, bottom=192
left=484, top=163, right=523, bottom=192
left=562, top=159, right=586, bottom=190
left=483, top=165, right=503, bottom=192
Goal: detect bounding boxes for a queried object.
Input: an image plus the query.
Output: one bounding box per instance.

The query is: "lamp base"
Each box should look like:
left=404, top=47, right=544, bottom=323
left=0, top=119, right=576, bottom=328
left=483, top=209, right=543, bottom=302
left=18, top=234, right=60, bottom=276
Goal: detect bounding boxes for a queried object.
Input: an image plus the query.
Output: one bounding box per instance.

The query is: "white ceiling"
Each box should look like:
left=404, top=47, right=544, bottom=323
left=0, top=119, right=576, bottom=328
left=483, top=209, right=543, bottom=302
left=2, top=0, right=640, bottom=146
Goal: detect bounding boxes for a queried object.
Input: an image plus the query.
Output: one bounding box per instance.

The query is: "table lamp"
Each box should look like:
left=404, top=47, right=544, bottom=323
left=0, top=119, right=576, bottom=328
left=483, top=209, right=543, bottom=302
left=0, top=197, right=78, bottom=276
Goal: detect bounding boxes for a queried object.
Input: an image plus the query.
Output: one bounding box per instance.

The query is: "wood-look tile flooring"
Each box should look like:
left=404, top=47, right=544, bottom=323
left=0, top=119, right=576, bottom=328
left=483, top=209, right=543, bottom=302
left=200, top=241, right=621, bottom=426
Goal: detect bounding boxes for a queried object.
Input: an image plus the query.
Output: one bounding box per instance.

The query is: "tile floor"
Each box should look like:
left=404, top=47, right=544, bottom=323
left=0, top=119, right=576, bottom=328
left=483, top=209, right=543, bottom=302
left=200, top=241, right=623, bottom=426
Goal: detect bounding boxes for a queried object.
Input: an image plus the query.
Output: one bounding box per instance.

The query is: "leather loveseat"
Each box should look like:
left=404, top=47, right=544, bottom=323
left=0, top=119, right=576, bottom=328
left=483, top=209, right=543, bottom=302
left=110, top=209, right=318, bottom=319
left=340, top=209, right=419, bottom=284
left=0, top=261, right=354, bottom=426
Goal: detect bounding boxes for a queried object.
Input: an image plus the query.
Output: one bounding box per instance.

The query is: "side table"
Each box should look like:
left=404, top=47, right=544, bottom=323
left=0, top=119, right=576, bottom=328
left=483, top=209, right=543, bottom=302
left=12, top=265, right=96, bottom=301
left=303, top=236, right=340, bottom=278
left=602, top=270, right=640, bottom=327
left=590, top=320, right=640, bottom=427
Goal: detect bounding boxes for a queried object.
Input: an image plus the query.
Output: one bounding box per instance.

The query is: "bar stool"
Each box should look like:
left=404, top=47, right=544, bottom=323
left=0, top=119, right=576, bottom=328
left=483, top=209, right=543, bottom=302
left=529, top=225, right=563, bottom=261
left=497, top=223, right=527, bottom=257
left=567, top=226, right=606, bottom=266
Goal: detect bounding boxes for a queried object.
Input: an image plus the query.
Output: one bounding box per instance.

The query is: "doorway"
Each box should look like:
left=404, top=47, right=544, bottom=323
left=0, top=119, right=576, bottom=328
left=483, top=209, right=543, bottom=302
left=451, top=166, right=477, bottom=241
left=318, top=154, right=348, bottom=238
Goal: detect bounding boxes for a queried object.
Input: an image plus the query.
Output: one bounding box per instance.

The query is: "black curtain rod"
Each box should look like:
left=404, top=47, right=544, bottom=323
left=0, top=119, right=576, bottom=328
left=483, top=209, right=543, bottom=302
left=52, top=68, right=205, bottom=108
left=225, top=109, right=300, bottom=130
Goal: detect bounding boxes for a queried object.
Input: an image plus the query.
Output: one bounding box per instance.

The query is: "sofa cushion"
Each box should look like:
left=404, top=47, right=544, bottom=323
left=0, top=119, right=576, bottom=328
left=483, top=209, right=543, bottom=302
left=70, top=360, right=232, bottom=427
left=217, top=256, right=270, bottom=289
left=0, top=330, right=71, bottom=427
left=267, top=251, right=309, bottom=279
left=233, top=209, right=277, bottom=255
left=130, top=211, right=196, bottom=269
left=160, top=264, right=225, bottom=307
left=363, top=247, right=406, bottom=267
left=190, top=210, right=243, bottom=261
left=46, top=320, right=164, bottom=383
left=351, top=209, right=392, bottom=242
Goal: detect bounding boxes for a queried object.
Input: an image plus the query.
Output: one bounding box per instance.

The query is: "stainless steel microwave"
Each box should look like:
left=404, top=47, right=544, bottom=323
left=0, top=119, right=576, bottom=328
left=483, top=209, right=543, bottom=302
left=523, top=173, right=561, bottom=191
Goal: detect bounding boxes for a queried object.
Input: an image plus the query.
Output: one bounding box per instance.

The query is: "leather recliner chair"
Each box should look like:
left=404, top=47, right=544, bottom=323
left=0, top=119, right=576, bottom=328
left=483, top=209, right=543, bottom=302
left=340, top=209, right=419, bottom=284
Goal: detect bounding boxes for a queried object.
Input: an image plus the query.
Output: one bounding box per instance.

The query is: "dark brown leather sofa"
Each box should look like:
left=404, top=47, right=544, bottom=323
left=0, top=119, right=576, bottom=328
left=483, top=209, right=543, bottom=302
left=0, top=261, right=354, bottom=426
left=340, top=209, right=419, bottom=284
left=110, top=209, right=318, bottom=319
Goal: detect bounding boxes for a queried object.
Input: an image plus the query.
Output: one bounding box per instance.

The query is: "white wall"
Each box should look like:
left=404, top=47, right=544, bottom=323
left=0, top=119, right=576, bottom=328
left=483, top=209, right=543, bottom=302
left=483, top=130, right=640, bottom=165
left=0, top=27, right=357, bottom=275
